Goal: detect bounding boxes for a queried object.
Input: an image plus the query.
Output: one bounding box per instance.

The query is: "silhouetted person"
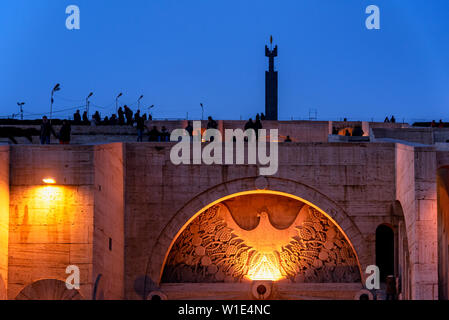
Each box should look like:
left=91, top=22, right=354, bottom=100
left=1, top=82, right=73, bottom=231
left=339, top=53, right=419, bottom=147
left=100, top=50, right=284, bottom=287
left=244, top=118, right=254, bottom=131
left=352, top=126, right=364, bottom=137
left=82, top=111, right=89, bottom=124
left=40, top=116, right=56, bottom=144
left=332, top=127, right=338, bottom=135
left=439, top=119, right=444, bottom=128
left=142, top=113, right=147, bottom=121
left=149, top=126, right=160, bottom=141
left=161, top=126, right=169, bottom=142
left=73, top=110, right=81, bottom=124
left=136, top=115, right=145, bottom=142
left=244, top=118, right=255, bottom=141
left=118, top=107, right=125, bottom=125
left=103, top=116, right=109, bottom=125
left=59, top=120, right=71, bottom=144
left=254, top=114, right=263, bottom=140
left=206, top=116, right=218, bottom=141
left=390, top=115, right=396, bottom=123
left=207, top=116, right=218, bottom=130
left=124, top=105, right=133, bottom=125
left=384, top=117, right=390, bottom=123
left=261, top=113, right=266, bottom=120
left=134, top=110, right=141, bottom=123
left=345, top=130, right=351, bottom=136
left=285, top=136, right=292, bottom=142
left=109, top=114, right=117, bottom=125
left=385, top=275, right=397, bottom=300
left=93, top=111, right=101, bottom=125
left=431, top=120, right=437, bottom=128
left=185, top=121, right=193, bottom=137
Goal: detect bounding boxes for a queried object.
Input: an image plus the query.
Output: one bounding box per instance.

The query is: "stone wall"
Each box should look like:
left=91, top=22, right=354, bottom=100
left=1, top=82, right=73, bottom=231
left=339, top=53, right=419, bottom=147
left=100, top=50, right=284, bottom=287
left=92, top=143, right=125, bottom=299
left=412, top=147, right=438, bottom=299
left=437, top=167, right=449, bottom=299
left=8, top=145, right=95, bottom=299
left=2, top=140, right=442, bottom=300
left=395, top=144, right=438, bottom=299
left=0, top=145, right=9, bottom=299
left=124, top=142, right=403, bottom=299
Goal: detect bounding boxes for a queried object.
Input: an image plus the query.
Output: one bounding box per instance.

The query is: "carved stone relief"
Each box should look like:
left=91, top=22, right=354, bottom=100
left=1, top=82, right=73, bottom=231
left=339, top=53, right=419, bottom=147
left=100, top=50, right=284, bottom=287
left=162, top=202, right=360, bottom=283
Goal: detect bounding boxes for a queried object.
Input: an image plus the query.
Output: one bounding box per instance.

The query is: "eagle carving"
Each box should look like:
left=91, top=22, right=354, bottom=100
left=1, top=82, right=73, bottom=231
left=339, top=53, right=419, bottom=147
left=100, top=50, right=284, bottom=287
left=219, top=205, right=305, bottom=253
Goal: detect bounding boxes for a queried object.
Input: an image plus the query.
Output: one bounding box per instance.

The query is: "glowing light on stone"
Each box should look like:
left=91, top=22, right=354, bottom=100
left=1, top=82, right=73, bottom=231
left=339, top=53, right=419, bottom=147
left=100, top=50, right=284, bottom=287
left=247, top=254, right=283, bottom=281
left=42, top=178, right=56, bottom=184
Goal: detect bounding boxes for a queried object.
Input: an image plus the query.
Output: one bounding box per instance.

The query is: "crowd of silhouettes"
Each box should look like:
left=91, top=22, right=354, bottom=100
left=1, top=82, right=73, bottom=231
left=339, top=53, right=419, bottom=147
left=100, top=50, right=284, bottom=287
left=72, top=107, right=152, bottom=126
left=431, top=120, right=445, bottom=128
left=384, top=116, right=396, bottom=123
left=244, top=113, right=264, bottom=140
left=39, top=116, right=72, bottom=145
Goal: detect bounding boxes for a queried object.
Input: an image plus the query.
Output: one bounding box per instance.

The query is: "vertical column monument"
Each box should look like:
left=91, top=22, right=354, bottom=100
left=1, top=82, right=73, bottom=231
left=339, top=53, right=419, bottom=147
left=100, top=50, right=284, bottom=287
left=265, top=36, right=278, bottom=120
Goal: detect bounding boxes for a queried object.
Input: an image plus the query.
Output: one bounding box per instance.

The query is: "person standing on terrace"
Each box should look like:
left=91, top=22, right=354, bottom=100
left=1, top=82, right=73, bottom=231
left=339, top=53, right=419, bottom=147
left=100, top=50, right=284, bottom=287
left=39, top=116, right=56, bottom=144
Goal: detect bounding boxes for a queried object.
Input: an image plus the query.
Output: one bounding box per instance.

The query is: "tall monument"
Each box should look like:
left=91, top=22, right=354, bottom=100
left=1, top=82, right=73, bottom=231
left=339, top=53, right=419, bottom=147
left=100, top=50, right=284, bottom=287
left=265, top=36, right=278, bottom=120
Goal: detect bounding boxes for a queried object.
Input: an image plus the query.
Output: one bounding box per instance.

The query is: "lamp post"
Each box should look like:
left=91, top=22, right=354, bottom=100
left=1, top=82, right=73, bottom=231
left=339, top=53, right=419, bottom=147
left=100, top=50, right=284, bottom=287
left=86, top=92, right=93, bottom=118
left=50, top=83, right=61, bottom=121
left=138, top=95, right=144, bottom=111
left=200, top=103, right=204, bottom=121
left=116, top=92, right=123, bottom=114
left=17, top=102, right=25, bottom=120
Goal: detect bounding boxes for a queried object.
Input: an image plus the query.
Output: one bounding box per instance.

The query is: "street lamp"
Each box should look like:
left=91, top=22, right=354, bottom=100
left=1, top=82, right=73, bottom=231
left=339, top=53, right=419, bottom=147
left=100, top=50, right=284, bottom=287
left=86, top=92, right=93, bottom=118
left=116, top=92, right=123, bottom=114
left=200, top=103, right=204, bottom=120
left=17, top=102, right=25, bottom=120
left=50, top=83, right=61, bottom=121
left=137, top=95, right=144, bottom=110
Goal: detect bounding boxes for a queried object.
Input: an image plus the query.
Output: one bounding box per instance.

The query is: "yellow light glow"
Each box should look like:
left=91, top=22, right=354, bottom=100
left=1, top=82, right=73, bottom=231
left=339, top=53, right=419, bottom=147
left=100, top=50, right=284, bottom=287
left=246, top=254, right=284, bottom=281
left=36, top=186, right=63, bottom=203
left=42, top=178, right=56, bottom=184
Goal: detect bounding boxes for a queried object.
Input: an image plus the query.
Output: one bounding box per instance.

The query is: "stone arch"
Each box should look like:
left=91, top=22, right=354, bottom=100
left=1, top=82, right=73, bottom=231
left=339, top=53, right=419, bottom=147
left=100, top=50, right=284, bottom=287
left=15, top=279, right=83, bottom=300
left=148, top=177, right=368, bottom=285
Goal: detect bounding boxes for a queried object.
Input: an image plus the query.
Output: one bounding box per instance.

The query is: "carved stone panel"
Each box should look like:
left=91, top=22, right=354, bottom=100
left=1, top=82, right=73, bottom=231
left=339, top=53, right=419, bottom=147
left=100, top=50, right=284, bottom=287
left=162, top=202, right=360, bottom=283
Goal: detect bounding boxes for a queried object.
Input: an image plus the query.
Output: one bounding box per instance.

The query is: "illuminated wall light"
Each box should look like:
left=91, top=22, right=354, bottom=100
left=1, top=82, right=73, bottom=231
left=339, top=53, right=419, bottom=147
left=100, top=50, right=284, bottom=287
left=42, top=178, right=56, bottom=184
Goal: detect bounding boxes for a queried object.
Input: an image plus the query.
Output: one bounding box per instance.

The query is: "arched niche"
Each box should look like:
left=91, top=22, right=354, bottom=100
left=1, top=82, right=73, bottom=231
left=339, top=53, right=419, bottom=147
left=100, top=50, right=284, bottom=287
left=147, top=177, right=368, bottom=286
left=15, top=279, right=83, bottom=300
left=161, top=199, right=361, bottom=284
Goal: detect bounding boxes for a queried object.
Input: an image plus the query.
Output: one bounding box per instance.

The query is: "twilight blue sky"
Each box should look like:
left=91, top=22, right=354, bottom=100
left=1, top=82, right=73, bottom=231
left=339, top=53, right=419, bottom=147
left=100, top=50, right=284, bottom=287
left=1, top=0, right=449, bottom=122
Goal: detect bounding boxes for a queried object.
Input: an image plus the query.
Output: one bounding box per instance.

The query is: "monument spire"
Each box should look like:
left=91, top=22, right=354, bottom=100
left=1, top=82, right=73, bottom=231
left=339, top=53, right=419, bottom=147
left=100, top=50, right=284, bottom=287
left=265, top=36, right=278, bottom=120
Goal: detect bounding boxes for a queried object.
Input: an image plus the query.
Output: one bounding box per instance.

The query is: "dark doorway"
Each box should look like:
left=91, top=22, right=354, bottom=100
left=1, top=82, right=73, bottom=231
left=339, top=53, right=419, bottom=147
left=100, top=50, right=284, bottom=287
left=376, top=224, right=395, bottom=282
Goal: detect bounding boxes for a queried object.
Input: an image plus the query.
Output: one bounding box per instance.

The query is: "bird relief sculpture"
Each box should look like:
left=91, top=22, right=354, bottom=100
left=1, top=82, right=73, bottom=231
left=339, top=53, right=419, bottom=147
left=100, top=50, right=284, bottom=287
left=161, top=203, right=361, bottom=283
